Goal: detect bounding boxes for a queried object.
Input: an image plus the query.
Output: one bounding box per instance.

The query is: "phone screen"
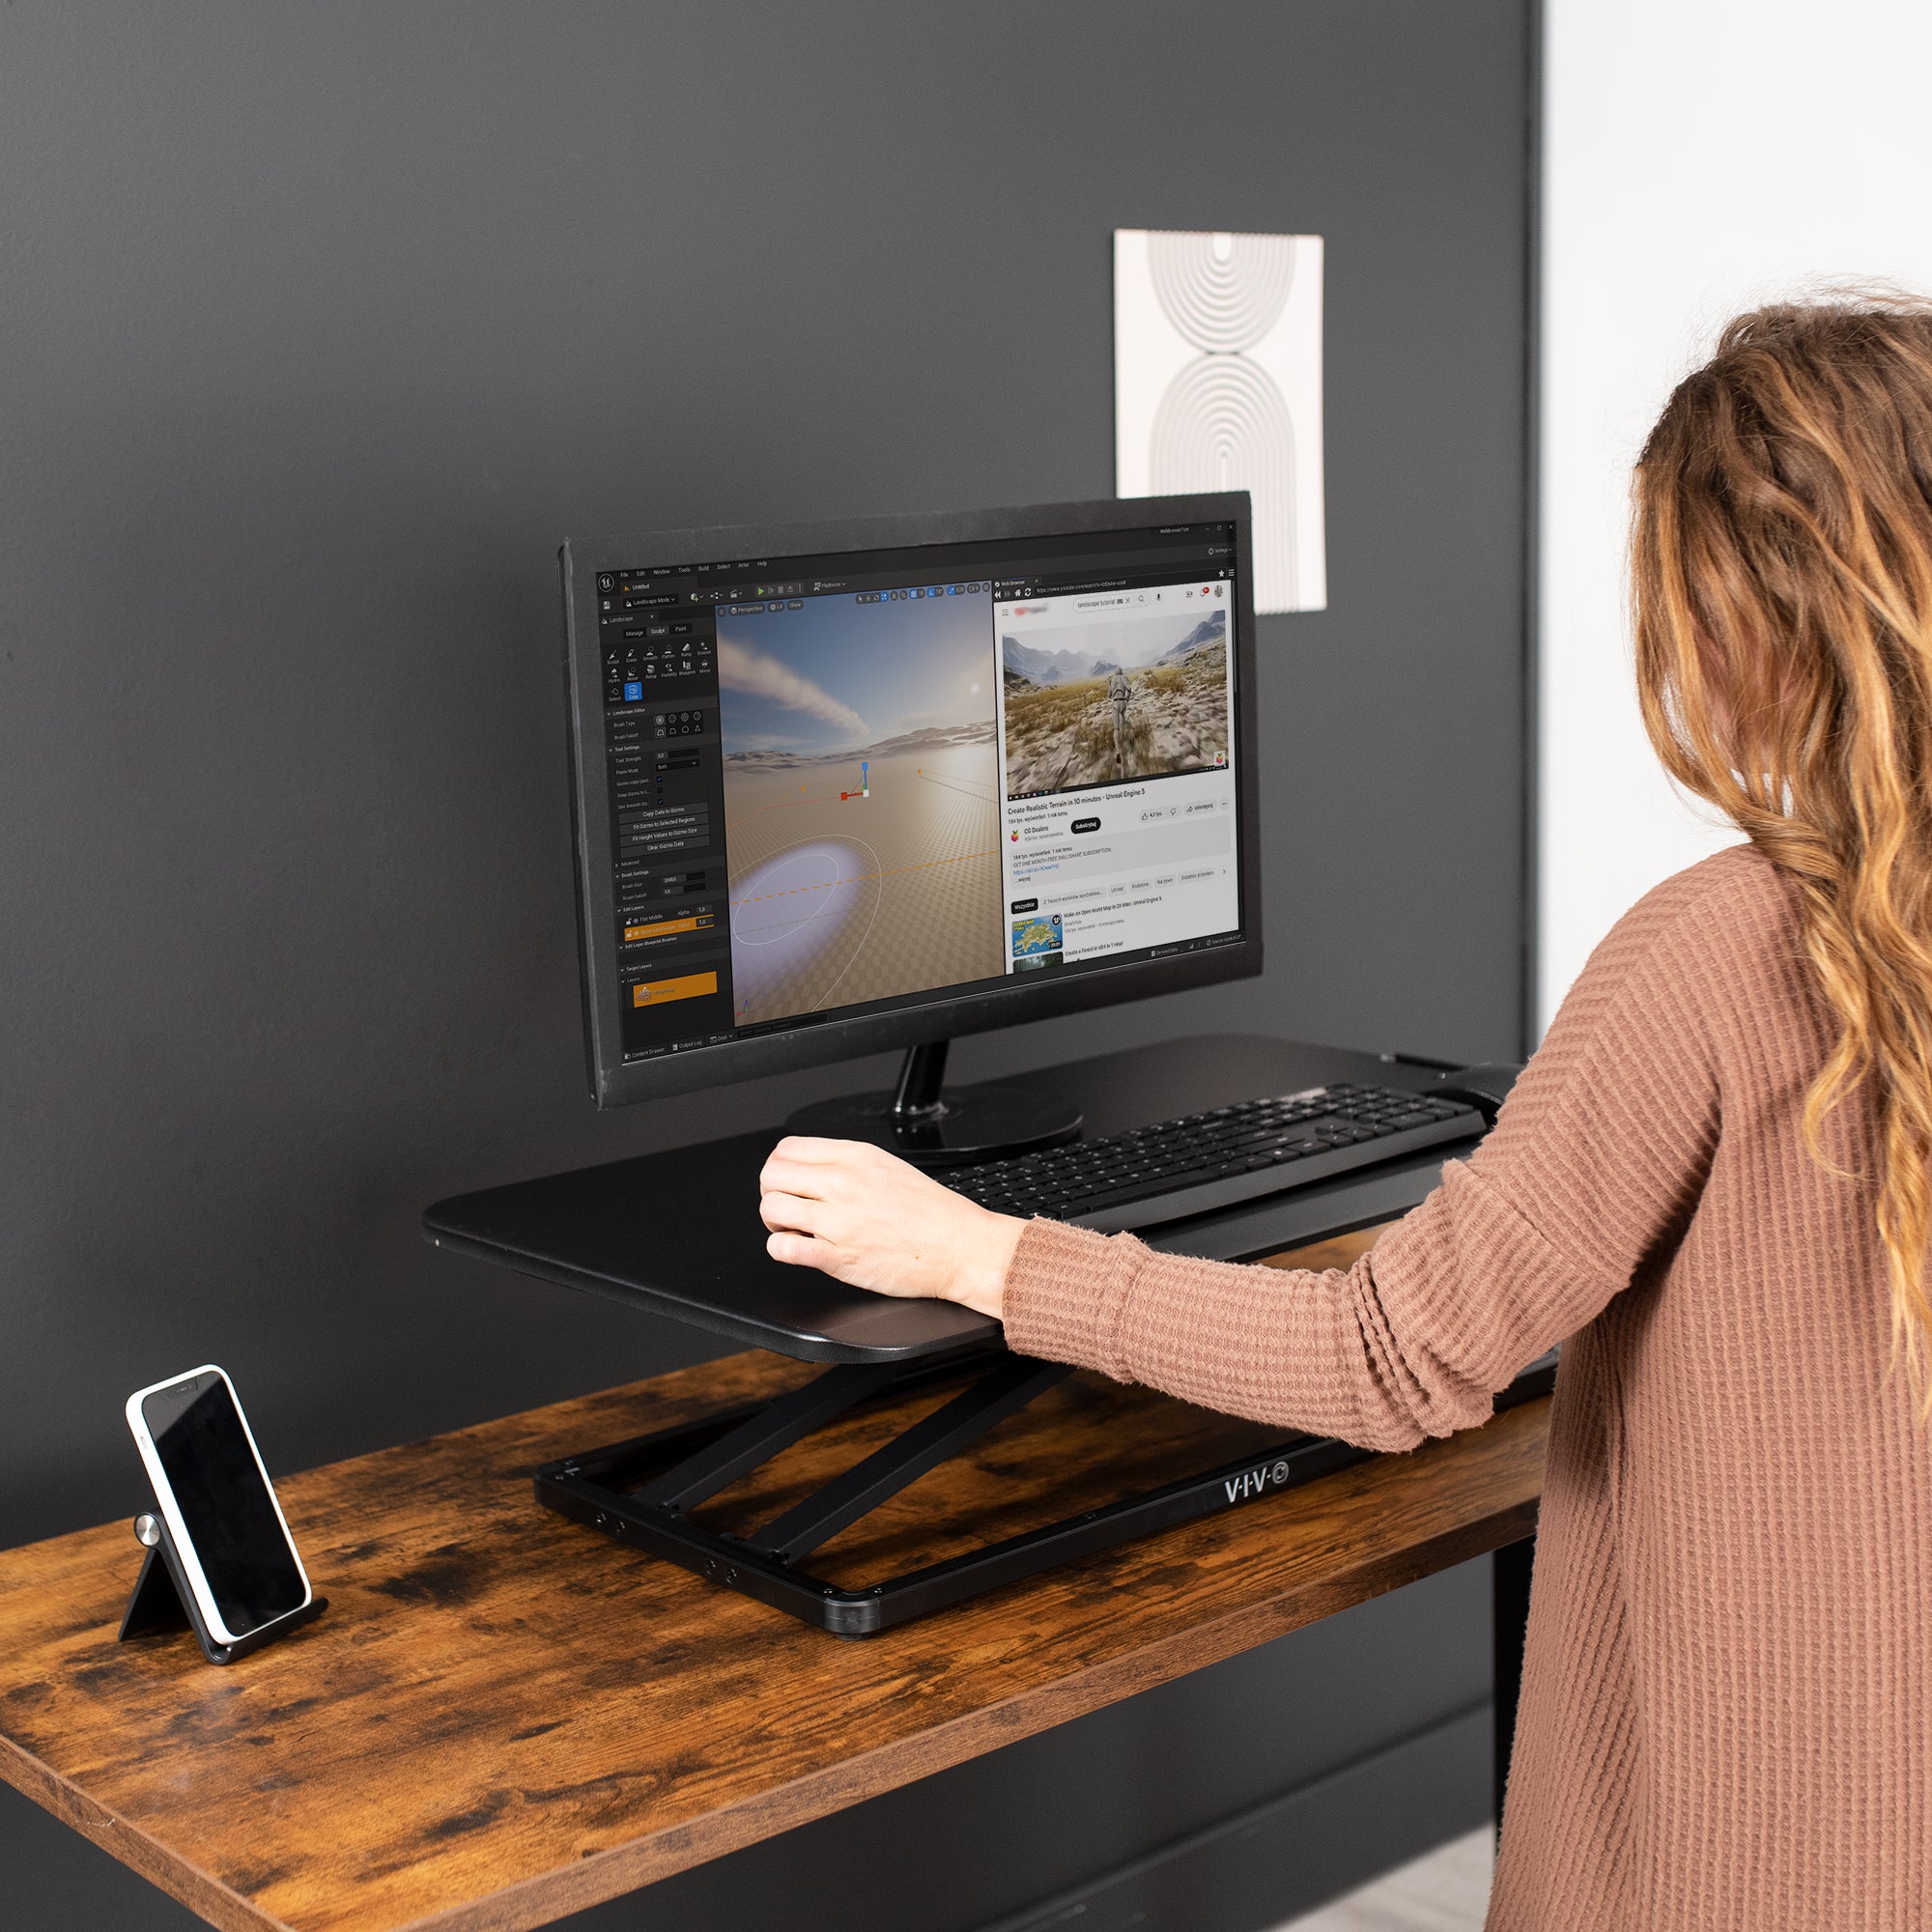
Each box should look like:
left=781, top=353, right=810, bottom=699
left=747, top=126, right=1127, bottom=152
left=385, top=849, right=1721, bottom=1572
left=143, top=1374, right=305, bottom=1636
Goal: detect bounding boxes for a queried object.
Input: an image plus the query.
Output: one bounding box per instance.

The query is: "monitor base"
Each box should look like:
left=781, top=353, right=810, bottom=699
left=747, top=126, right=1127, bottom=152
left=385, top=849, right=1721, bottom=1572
left=783, top=1039, right=1081, bottom=1167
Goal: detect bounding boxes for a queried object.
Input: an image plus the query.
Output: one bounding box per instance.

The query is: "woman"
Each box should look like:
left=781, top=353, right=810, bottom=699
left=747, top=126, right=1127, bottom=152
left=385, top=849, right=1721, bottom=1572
left=758, top=298, right=1932, bottom=1929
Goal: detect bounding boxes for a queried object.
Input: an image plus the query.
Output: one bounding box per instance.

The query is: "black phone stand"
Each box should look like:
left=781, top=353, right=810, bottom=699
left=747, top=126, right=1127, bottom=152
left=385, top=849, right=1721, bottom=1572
left=117, top=1515, right=326, bottom=1665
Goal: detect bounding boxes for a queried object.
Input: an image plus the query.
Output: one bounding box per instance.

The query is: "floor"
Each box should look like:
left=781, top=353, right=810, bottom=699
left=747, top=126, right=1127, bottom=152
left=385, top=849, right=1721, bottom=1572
left=1274, top=1829, right=1494, bottom=1932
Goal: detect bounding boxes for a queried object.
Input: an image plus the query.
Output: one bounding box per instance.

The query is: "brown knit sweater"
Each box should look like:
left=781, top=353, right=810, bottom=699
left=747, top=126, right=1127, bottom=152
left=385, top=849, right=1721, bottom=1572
left=1003, top=846, right=1930, bottom=1930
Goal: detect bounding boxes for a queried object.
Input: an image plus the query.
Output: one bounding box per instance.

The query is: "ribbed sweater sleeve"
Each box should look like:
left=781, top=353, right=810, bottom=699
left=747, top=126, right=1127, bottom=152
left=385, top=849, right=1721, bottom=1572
left=1001, top=870, right=1727, bottom=1451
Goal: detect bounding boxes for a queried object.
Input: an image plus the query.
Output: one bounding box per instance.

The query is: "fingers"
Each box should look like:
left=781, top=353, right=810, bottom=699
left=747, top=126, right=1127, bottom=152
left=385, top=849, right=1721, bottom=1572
left=759, top=1151, right=866, bottom=1202
left=760, top=1178, right=888, bottom=1257
left=766, top=1229, right=830, bottom=1268
left=760, top=1136, right=923, bottom=1208
left=763, top=1136, right=918, bottom=1181
left=760, top=1141, right=860, bottom=1200
left=758, top=1159, right=869, bottom=1225
left=758, top=1186, right=832, bottom=1236
left=766, top=1134, right=885, bottom=1167
left=757, top=1159, right=819, bottom=1205
left=765, top=1228, right=923, bottom=1297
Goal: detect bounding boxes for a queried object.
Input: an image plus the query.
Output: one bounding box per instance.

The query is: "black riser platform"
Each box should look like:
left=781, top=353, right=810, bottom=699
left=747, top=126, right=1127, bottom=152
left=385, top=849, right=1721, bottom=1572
left=533, top=1352, right=1556, bottom=1636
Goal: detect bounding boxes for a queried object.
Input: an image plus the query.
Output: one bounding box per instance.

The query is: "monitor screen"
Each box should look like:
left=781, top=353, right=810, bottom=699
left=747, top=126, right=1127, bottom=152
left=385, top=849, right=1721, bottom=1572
left=563, top=498, right=1259, bottom=1102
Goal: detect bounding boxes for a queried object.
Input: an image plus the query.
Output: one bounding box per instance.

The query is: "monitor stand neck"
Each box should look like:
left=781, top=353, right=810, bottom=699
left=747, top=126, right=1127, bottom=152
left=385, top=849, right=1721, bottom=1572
left=891, top=1039, right=950, bottom=1122
left=783, top=1039, right=1082, bottom=1168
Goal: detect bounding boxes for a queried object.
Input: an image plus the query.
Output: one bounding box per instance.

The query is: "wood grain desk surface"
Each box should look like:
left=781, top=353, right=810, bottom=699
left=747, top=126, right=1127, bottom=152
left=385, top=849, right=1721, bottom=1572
left=0, top=1228, right=1548, bottom=1932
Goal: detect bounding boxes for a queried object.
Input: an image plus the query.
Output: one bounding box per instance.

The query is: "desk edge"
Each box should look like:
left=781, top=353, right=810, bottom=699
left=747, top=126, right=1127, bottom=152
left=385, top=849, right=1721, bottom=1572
left=0, top=1731, right=294, bottom=1932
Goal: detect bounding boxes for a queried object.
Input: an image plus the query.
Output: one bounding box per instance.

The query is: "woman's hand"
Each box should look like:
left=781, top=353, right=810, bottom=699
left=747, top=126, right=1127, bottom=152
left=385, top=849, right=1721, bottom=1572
left=757, top=1136, right=1026, bottom=1320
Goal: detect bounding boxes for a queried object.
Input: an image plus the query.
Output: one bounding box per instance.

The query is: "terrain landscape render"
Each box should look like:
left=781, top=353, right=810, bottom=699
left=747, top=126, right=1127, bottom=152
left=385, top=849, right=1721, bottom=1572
left=1002, top=638, right=1230, bottom=795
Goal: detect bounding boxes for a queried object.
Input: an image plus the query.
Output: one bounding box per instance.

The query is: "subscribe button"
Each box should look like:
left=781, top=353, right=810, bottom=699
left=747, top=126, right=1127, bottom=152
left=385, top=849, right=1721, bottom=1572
left=631, top=970, right=718, bottom=1009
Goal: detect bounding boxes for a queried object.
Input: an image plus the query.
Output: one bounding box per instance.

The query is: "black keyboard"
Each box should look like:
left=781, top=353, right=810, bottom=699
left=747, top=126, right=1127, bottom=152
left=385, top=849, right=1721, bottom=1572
left=943, top=1081, right=1485, bottom=1234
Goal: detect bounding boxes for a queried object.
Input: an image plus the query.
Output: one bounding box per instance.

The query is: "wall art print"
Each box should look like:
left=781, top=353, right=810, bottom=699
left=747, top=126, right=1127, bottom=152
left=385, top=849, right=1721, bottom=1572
left=1114, top=228, right=1325, bottom=614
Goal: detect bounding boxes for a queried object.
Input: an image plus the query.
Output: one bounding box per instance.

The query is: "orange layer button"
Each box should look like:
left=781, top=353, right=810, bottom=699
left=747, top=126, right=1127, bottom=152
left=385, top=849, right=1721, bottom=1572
left=631, top=971, right=718, bottom=1009
left=622, top=914, right=714, bottom=942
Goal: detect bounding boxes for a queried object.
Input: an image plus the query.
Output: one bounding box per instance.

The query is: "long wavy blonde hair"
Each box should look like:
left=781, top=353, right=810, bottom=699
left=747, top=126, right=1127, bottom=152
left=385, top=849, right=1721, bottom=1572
left=1634, top=295, right=1932, bottom=1410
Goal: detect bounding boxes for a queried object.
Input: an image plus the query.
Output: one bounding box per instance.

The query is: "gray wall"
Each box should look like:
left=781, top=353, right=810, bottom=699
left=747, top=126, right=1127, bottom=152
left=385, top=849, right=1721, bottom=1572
left=0, top=2, right=1531, bottom=1925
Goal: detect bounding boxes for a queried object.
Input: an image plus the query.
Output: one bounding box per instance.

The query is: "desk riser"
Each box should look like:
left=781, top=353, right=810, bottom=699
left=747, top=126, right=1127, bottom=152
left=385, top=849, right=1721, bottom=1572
left=534, top=1354, right=1556, bottom=1636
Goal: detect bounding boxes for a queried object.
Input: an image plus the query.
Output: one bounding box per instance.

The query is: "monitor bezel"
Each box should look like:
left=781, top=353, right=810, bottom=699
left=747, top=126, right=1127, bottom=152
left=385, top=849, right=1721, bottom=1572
left=563, top=493, right=1263, bottom=1107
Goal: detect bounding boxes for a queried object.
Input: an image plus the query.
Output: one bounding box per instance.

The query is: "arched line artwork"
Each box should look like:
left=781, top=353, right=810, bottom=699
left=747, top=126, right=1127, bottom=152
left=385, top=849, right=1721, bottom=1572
left=1115, top=228, right=1325, bottom=614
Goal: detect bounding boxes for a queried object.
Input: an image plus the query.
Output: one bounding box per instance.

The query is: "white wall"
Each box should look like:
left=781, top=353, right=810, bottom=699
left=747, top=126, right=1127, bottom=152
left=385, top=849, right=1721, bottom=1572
left=1540, top=0, right=1932, bottom=1029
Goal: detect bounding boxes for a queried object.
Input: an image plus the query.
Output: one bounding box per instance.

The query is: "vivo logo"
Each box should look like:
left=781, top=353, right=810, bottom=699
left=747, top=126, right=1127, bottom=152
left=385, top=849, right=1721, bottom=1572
left=1225, top=1458, right=1294, bottom=1503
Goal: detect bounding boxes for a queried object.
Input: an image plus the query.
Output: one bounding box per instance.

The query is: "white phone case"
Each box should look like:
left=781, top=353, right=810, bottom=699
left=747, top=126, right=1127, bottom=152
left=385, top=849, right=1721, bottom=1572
left=125, top=1364, right=313, bottom=1649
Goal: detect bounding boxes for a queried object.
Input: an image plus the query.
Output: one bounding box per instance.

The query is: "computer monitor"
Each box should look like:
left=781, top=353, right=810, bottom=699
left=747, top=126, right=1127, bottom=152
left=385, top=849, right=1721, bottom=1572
left=561, top=493, right=1262, bottom=1161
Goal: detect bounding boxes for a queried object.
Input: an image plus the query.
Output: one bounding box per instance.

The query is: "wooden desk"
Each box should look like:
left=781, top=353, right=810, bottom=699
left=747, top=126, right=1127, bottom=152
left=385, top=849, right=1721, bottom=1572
left=0, top=1229, right=1547, bottom=1932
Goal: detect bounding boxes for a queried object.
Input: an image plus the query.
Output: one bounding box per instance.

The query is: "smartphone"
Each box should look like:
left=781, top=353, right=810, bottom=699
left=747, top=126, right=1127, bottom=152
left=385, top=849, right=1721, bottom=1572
left=125, top=1365, right=313, bottom=1649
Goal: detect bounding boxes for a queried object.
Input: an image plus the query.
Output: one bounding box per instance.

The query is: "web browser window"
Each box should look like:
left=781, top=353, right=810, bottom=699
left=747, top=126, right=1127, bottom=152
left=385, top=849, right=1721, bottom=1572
left=995, top=578, right=1237, bottom=974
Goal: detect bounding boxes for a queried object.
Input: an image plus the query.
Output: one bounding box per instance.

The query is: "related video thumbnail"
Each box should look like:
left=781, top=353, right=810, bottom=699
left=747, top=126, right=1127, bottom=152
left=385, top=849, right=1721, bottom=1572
left=1010, top=911, right=1064, bottom=972
left=1001, top=606, right=1230, bottom=797
left=717, top=588, right=1005, bottom=1026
